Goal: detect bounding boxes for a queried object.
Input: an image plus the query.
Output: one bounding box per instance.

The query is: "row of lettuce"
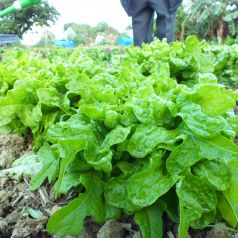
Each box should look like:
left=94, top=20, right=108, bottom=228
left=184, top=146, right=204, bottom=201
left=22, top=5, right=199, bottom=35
left=211, top=43, right=238, bottom=89
left=0, top=37, right=238, bottom=238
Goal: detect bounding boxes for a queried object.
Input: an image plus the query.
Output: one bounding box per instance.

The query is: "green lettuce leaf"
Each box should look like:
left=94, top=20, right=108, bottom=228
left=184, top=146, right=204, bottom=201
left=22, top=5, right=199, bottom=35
left=127, top=125, right=178, bottom=158
left=30, top=144, right=58, bottom=190
left=128, top=152, right=180, bottom=207
left=196, top=85, right=237, bottom=116
left=134, top=202, right=166, bottom=238
left=193, top=160, right=231, bottom=191
left=177, top=174, right=217, bottom=238
left=218, top=160, right=238, bottom=228
left=167, top=135, right=238, bottom=175
left=47, top=173, right=105, bottom=236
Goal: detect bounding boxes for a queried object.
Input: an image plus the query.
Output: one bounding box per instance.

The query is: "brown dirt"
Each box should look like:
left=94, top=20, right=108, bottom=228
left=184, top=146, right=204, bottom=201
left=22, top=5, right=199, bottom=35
left=0, top=134, right=50, bottom=238
left=0, top=169, right=51, bottom=238
left=0, top=134, right=31, bottom=169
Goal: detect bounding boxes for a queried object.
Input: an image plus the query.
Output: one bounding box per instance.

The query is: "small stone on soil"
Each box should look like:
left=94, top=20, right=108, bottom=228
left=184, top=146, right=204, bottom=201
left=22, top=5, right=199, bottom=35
left=11, top=217, right=48, bottom=238
left=205, top=225, right=233, bottom=238
left=97, top=219, right=125, bottom=238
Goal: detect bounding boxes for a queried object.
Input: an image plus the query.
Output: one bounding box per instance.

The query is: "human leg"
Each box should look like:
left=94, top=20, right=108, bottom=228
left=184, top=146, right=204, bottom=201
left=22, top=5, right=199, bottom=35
left=156, top=12, right=176, bottom=43
left=149, top=0, right=176, bottom=43
left=131, top=0, right=154, bottom=46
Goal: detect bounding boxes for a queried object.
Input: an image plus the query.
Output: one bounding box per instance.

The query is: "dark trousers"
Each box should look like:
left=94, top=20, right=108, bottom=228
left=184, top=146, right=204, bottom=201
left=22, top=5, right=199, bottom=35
left=131, top=0, right=176, bottom=46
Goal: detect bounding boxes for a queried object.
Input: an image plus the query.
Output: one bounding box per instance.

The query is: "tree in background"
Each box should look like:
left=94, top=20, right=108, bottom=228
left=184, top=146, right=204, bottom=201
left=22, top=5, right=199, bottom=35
left=64, top=23, right=92, bottom=45
left=64, top=22, right=119, bottom=45
left=0, top=0, right=59, bottom=37
left=176, top=0, right=238, bottom=42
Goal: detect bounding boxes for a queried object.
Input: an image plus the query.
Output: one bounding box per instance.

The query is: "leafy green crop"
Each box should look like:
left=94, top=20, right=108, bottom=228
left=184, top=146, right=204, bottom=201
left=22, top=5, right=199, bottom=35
left=0, top=37, right=238, bottom=238
left=211, top=44, right=238, bottom=89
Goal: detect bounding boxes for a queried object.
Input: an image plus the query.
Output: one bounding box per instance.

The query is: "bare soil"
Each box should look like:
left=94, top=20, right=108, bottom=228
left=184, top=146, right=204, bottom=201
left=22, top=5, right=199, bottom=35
left=0, top=134, right=50, bottom=238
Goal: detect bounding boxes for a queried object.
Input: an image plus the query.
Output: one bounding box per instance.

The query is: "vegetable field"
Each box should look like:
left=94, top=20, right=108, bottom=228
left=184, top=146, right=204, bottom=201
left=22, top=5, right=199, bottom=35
left=0, top=36, right=238, bottom=238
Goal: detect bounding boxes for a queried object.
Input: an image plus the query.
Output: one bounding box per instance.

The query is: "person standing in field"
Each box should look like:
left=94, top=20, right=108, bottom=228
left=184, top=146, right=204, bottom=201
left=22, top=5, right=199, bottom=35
left=120, top=0, right=182, bottom=46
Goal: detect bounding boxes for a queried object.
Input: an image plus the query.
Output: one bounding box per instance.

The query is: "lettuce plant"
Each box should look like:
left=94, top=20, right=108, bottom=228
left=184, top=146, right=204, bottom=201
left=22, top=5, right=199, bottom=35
left=0, top=36, right=238, bottom=238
